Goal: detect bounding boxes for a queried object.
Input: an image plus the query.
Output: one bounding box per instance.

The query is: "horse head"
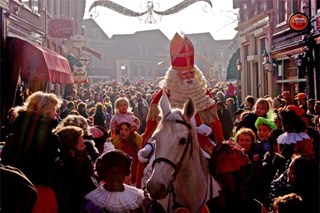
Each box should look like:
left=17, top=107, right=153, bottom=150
left=146, top=94, right=224, bottom=212
left=147, top=93, right=196, bottom=200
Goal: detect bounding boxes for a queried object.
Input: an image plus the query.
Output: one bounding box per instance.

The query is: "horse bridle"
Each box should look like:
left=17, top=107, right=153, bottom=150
left=151, top=112, right=193, bottom=211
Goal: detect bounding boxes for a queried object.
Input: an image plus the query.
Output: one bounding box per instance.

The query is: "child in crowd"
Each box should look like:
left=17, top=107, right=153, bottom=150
left=55, top=115, right=101, bottom=162
left=83, top=150, right=146, bottom=213
left=252, top=117, right=276, bottom=160
left=277, top=105, right=311, bottom=160
left=236, top=98, right=271, bottom=137
left=235, top=127, right=256, bottom=157
left=252, top=117, right=286, bottom=207
left=112, top=122, right=142, bottom=185
left=110, top=97, right=140, bottom=138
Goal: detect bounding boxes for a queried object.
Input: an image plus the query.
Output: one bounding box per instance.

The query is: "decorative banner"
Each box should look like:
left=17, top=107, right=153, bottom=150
left=89, top=0, right=212, bottom=24
left=288, top=12, right=309, bottom=32
left=70, top=34, right=86, bottom=48
left=72, top=65, right=88, bottom=83
left=79, top=54, right=92, bottom=66
left=48, top=19, right=74, bottom=38
left=82, top=46, right=101, bottom=60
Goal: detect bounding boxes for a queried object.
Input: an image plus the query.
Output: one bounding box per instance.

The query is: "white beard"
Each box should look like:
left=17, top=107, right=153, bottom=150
left=178, top=79, right=196, bottom=90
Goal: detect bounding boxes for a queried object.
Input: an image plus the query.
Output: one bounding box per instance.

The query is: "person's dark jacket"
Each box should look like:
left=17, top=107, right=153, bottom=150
left=217, top=108, right=234, bottom=140
left=93, top=109, right=106, bottom=128
left=1, top=111, right=60, bottom=187
left=0, top=164, right=38, bottom=212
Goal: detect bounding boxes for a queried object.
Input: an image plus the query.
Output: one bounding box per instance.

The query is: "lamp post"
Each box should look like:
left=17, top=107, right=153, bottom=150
left=262, top=49, right=274, bottom=97
left=120, top=64, right=127, bottom=82
left=295, top=54, right=304, bottom=68
left=295, top=54, right=307, bottom=92
left=262, top=49, right=269, bottom=62
left=263, top=60, right=271, bottom=73
left=236, top=58, right=242, bottom=72
left=236, top=58, right=242, bottom=108
left=262, top=49, right=272, bottom=73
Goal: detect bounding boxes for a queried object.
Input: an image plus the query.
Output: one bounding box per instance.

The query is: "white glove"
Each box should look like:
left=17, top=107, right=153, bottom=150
left=138, top=138, right=155, bottom=163
left=103, top=142, right=115, bottom=153
left=196, top=124, right=212, bottom=136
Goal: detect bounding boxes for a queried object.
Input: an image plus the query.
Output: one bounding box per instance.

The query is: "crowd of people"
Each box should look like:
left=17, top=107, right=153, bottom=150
left=0, top=33, right=319, bottom=213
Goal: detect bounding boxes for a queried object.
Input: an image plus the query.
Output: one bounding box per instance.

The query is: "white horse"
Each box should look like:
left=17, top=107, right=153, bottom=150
left=146, top=94, right=221, bottom=213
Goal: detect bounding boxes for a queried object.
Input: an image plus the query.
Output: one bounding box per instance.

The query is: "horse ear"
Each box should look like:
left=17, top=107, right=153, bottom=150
left=160, top=93, right=171, bottom=116
left=183, top=97, right=195, bottom=119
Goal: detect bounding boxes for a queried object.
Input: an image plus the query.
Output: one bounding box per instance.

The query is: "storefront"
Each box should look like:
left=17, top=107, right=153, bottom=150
left=2, top=36, right=74, bottom=123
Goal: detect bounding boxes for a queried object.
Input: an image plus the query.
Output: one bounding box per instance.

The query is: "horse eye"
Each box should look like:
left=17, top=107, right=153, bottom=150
left=179, top=137, right=188, bottom=145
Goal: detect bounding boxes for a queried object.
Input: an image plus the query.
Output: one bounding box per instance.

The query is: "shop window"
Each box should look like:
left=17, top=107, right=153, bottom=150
left=285, top=59, right=298, bottom=77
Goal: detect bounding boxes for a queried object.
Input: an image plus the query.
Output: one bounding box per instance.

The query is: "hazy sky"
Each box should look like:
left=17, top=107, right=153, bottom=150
left=84, top=0, right=238, bottom=40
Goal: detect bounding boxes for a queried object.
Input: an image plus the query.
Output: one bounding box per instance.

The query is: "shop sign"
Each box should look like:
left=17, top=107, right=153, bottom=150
left=48, top=19, right=73, bottom=38
left=288, top=12, right=309, bottom=32
left=72, top=65, right=88, bottom=83
left=71, top=34, right=86, bottom=49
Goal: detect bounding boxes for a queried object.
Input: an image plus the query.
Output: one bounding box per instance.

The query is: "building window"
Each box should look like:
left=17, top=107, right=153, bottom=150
left=139, top=44, right=147, bottom=56
left=260, top=2, right=267, bottom=11
left=260, top=38, right=267, bottom=54
left=278, top=0, right=287, bottom=23
left=140, top=65, right=146, bottom=76
left=292, top=0, right=298, bottom=13
left=286, top=60, right=298, bottom=77
left=47, top=0, right=54, bottom=16
left=54, top=0, right=60, bottom=16
left=132, top=65, right=139, bottom=77
left=22, top=0, right=39, bottom=12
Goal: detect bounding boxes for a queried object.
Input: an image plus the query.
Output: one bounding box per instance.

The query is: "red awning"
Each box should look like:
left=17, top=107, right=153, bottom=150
left=7, top=37, right=74, bottom=84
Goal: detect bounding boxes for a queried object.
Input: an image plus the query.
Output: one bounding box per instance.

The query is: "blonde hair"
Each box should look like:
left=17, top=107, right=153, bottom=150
left=24, top=91, right=61, bottom=116
left=55, top=114, right=89, bottom=136
left=235, top=128, right=256, bottom=144
left=252, top=98, right=270, bottom=113
left=115, top=97, right=131, bottom=112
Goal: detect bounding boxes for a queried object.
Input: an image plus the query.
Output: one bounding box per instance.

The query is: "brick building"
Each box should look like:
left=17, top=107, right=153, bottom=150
left=234, top=0, right=319, bottom=101
left=0, top=0, right=86, bottom=125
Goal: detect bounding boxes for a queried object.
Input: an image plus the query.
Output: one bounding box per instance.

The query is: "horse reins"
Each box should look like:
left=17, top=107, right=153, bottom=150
left=152, top=112, right=193, bottom=212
